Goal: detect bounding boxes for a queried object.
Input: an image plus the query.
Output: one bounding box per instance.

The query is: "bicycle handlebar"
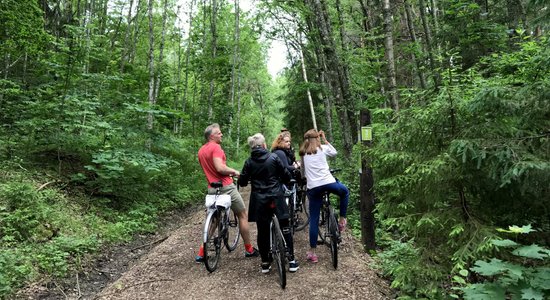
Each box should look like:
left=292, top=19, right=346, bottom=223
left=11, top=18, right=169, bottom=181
left=330, top=168, right=342, bottom=174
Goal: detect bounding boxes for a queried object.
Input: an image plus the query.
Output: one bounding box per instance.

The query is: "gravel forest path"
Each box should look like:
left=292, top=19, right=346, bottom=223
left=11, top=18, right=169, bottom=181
left=69, top=187, right=392, bottom=300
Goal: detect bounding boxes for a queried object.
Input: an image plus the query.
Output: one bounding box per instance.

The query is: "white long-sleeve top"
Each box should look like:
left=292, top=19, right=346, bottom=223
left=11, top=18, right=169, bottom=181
left=303, top=143, right=337, bottom=189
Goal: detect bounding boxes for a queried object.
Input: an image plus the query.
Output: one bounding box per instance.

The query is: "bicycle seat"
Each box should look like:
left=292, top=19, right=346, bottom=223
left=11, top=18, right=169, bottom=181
left=210, top=181, right=223, bottom=188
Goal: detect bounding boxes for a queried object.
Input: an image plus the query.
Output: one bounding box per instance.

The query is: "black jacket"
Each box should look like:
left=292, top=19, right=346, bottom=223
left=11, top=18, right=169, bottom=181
left=238, top=147, right=292, bottom=222
left=272, top=147, right=296, bottom=174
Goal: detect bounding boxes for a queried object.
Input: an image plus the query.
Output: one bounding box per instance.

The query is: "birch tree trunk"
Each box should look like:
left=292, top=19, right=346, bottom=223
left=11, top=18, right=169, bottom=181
left=207, top=0, right=218, bottom=121
left=382, top=0, right=399, bottom=111
left=179, top=0, right=196, bottom=133
left=299, top=46, right=317, bottom=131
left=147, top=0, right=155, bottom=131
left=153, top=0, right=169, bottom=101
left=229, top=0, right=240, bottom=141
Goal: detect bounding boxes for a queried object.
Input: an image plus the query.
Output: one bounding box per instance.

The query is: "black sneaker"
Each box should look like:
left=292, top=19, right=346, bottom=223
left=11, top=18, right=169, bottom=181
left=289, top=260, right=299, bottom=272
left=245, top=247, right=260, bottom=257
left=195, top=255, right=204, bottom=263
left=261, top=262, right=271, bottom=274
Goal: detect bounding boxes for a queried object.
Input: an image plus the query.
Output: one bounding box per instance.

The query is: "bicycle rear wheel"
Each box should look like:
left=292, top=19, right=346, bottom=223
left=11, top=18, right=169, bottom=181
left=328, top=206, right=339, bottom=269
left=294, top=189, right=309, bottom=231
left=318, top=206, right=328, bottom=244
left=224, top=208, right=240, bottom=251
left=203, top=209, right=221, bottom=273
left=271, top=216, right=287, bottom=289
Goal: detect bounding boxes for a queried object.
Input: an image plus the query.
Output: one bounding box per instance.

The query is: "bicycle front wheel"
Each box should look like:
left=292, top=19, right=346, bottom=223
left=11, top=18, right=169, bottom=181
left=328, top=206, right=339, bottom=269
left=203, top=209, right=221, bottom=273
left=294, top=190, right=309, bottom=231
left=224, top=208, right=240, bottom=251
left=287, top=194, right=296, bottom=236
left=271, top=216, right=287, bottom=289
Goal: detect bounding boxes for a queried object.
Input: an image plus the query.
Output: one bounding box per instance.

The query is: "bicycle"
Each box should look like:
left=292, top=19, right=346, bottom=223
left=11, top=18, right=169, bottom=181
left=317, top=168, right=342, bottom=269
left=202, top=181, right=240, bottom=273
left=268, top=210, right=287, bottom=289
left=285, top=176, right=309, bottom=234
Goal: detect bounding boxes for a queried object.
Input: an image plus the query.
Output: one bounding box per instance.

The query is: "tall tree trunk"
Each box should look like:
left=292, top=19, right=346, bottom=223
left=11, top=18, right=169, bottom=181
left=180, top=0, right=196, bottom=133
left=306, top=0, right=354, bottom=156
left=147, top=0, right=155, bottom=132
left=404, top=0, right=426, bottom=89
left=154, top=0, right=169, bottom=101
left=129, top=0, right=144, bottom=64
left=382, top=0, right=399, bottom=111
left=256, top=83, right=267, bottom=133
left=173, top=6, right=183, bottom=134
left=358, top=0, right=386, bottom=96
left=120, top=0, right=134, bottom=73
left=506, top=0, right=525, bottom=32
left=235, top=62, right=242, bottom=158
left=299, top=45, right=318, bottom=131
left=229, top=0, right=240, bottom=142
left=207, top=0, right=218, bottom=121
left=429, top=0, right=440, bottom=40
left=419, top=0, right=440, bottom=89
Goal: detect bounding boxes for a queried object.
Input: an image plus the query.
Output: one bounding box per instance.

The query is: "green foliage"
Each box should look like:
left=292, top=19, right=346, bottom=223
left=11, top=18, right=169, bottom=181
left=370, top=37, right=549, bottom=298
left=0, top=162, right=195, bottom=298
left=83, top=149, right=178, bottom=202
left=457, top=226, right=550, bottom=300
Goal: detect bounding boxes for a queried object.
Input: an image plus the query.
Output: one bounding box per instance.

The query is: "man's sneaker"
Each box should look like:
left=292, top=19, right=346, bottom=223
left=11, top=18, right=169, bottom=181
left=245, top=247, right=260, bottom=257
left=306, top=252, right=318, bottom=263
left=289, top=260, right=299, bottom=272
left=195, top=255, right=204, bottom=263
left=261, top=262, right=271, bottom=274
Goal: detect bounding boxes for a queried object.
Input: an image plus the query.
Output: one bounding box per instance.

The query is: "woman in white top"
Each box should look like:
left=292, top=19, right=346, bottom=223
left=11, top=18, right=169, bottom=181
left=299, top=129, right=349, bottom=263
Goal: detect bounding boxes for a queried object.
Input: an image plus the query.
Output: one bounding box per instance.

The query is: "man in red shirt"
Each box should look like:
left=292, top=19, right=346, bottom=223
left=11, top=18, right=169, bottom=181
left=195, top=123, right=259, bottom=262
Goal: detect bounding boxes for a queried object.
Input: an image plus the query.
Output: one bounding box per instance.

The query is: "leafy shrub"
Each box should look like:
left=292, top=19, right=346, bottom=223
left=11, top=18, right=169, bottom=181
left=457, top=225, right=550, bottom=300
left=0, top=248, right=35, bottom=297
left=83, top=149, right=179, bottom=203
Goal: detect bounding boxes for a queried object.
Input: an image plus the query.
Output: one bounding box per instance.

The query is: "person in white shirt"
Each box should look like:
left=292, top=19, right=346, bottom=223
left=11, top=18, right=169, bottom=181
left=299, top=129, right=349, bottom=263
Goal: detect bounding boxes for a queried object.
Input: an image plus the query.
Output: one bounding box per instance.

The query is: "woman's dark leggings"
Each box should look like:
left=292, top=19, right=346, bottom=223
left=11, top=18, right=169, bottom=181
left=307, top=181, right=349, bottom=248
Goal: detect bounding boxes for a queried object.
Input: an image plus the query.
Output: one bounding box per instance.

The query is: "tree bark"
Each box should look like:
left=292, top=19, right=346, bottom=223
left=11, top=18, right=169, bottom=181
left=180, top=0, right=196, bottom=133
left=305, top=0, right=354, bottom=156
left=147, top=0, right=155, bottom=131
left=229, top=0, right=241, bottom=142
left=358, top=0, right=386, bottom=96
left=120, top=0, right=134, bottom=73
left=299, top=45, right=318, bottom=131
left=154, top=0, right=169, bottom=102
left=382, top=0, right=399, bottom=111
left=419, top=0, right=440, bottom=89
left=404, top=0, right=426, bottom=89
left=506, top=0, right=525, bottom=31
left=129, top=0, right=144, bottom=64
left=207, top=0, right=218, bottom=121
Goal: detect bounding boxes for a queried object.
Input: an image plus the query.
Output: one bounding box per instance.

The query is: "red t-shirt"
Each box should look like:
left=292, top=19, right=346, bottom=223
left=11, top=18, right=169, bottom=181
left=198, top=141, right=233, bottom=188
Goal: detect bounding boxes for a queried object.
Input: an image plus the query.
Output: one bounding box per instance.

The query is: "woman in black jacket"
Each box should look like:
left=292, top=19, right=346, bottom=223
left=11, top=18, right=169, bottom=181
left=238, top=133, right=299, bottom=273
left=271, top=131, right=301, bottom=181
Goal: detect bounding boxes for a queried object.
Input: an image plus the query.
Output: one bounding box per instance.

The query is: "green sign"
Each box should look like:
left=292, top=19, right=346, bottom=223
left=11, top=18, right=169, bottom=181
left=361, top=126, right=372, bottom=141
